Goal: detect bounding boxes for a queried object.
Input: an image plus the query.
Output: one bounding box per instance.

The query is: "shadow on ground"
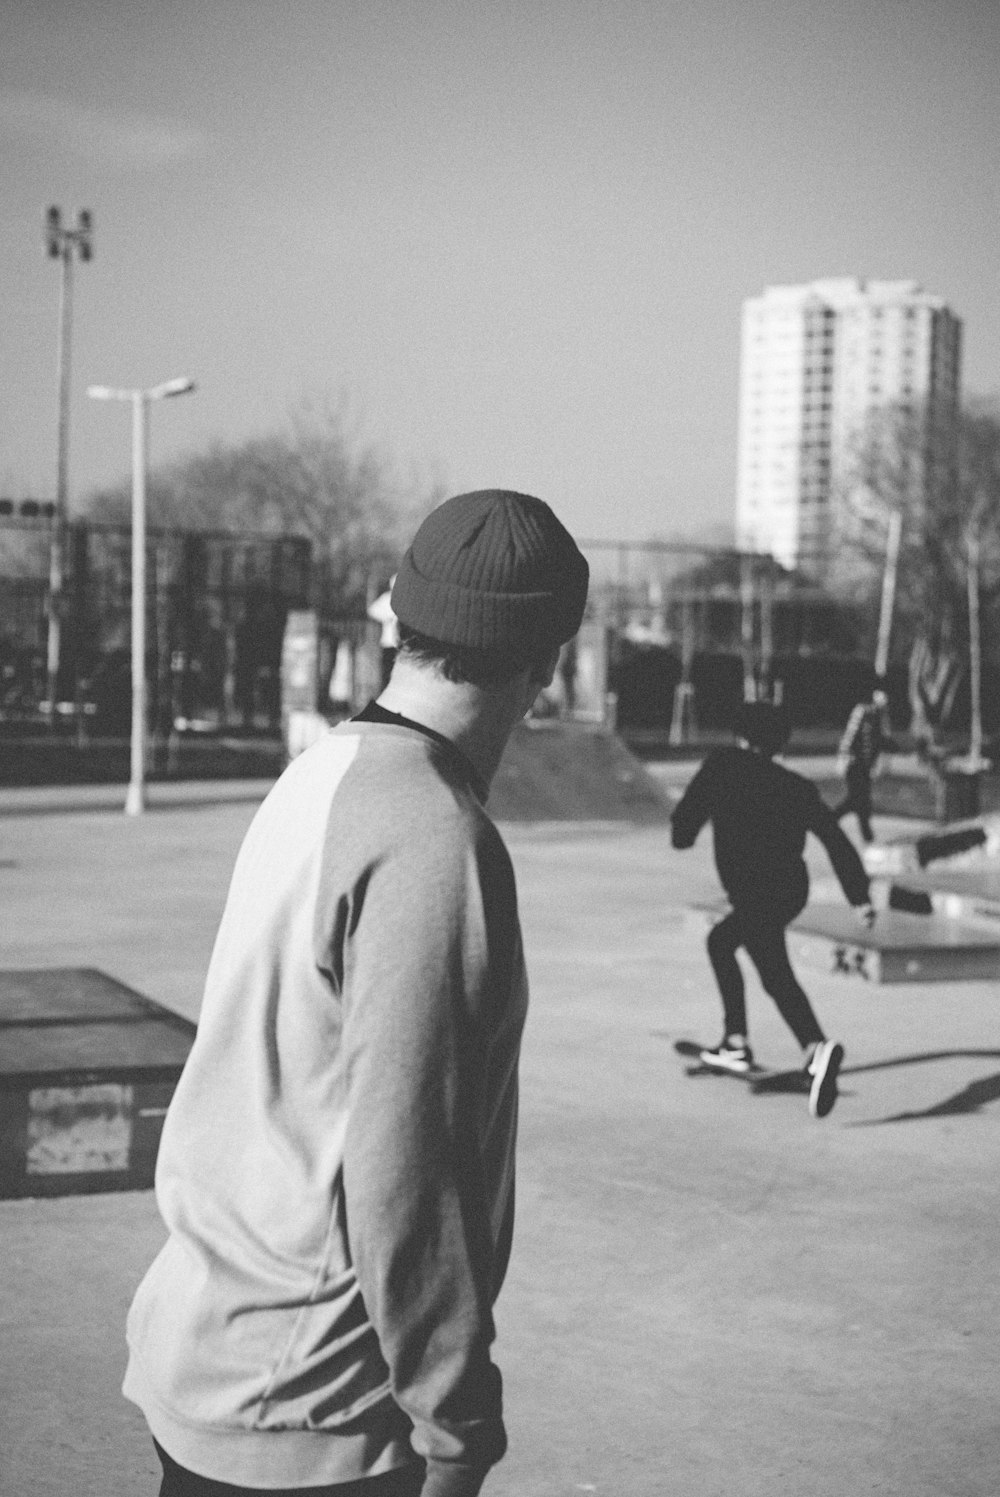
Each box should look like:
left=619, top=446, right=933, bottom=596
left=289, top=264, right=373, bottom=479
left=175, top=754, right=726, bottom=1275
left=653, top=1032, right=1000, bottom=1123
left=844, top=1049, right=1000, bottom=1124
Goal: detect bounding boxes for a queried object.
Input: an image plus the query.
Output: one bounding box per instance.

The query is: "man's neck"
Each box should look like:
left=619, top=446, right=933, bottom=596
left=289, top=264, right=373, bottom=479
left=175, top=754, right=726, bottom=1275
left=377, top=660, right=530, bottom=791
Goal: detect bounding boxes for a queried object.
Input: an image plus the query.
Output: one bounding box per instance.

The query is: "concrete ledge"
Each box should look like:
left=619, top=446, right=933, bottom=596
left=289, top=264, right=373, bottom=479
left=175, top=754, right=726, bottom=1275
left=0, top=969, right=194, bottom=1198
left=685, top=900, right=1000, bottom=984
left=0, top=778, right=274, bottom=818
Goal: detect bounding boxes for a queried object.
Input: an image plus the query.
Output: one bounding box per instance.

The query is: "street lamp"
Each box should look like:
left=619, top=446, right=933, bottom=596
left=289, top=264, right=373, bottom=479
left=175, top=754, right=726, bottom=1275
left=44, top=206, right=93, bottom=718
left=964, top=492, right=989, bottom=773
left=87, top=378, right=196, bottom=815
left=874, top=507, right=903, bottom=680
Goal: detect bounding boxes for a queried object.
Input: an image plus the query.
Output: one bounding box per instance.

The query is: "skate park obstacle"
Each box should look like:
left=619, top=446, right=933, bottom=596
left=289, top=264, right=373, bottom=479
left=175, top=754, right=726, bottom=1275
left=0, top=968, right=194, bottom=1199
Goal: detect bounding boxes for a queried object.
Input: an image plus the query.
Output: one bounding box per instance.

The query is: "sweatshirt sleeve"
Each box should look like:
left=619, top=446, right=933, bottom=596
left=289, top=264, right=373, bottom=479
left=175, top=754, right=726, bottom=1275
left=335, top=816, right=513, bottom=1496
left=806, top=787, right=871, bottom=906
left=670, top=753, right=718, bottom=849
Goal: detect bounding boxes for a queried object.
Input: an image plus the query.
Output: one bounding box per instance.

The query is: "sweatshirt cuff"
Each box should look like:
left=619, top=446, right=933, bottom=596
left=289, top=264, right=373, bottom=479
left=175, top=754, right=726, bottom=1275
left=420, top=1460, right=491, bottom=1497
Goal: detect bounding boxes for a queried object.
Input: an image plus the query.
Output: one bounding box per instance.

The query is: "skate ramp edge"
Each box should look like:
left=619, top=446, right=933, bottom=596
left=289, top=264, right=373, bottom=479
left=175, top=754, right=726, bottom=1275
left=0, top=968, right=195, bottom=1198
left=864, top=812, right=1000, bottom=877
left=488, top=720, right=672, bottom=824
left=685, top=901, right=1000, bottom=985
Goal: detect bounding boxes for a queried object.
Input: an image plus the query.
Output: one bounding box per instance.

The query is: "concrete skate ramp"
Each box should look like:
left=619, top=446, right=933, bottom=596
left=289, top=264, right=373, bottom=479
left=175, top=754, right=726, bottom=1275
left=0, top=968, right=194, bottom=1199
left=864, top=813, right=1000, bottom=878
left=488, top=720, right=672, bottom=823
left=786, top=905, right=1000, bottom=984
left=687, top=900, right=1000, bottom=984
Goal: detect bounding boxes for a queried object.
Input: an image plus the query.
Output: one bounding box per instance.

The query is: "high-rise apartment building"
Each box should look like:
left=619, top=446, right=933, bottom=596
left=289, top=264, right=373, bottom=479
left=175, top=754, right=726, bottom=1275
left=735, top=278, right=962, bottom=575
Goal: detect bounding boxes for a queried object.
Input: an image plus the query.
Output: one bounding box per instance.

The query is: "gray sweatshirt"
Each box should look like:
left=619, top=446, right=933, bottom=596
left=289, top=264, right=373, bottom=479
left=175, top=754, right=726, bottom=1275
left=124, top=721, right=527, bottom=1496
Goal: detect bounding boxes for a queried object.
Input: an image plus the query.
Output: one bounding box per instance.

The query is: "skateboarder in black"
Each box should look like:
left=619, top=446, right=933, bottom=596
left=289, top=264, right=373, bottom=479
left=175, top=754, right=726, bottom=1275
left=834, top=681, right=892, bottom=844
left=671, top=701, right=875, bottom=1118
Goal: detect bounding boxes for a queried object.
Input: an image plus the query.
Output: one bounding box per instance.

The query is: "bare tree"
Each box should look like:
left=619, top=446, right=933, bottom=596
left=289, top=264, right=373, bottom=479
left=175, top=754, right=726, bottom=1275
left=956, top=403, right=1000, bottom=759
left=85, top=396, right=439, bottom=613
left=832, top=398, right=1000, bottom=751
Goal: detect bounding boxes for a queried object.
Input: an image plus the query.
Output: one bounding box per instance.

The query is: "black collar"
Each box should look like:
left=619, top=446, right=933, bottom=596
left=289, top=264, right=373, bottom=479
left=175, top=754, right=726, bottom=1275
left=351, top=700, right=488, bottom=804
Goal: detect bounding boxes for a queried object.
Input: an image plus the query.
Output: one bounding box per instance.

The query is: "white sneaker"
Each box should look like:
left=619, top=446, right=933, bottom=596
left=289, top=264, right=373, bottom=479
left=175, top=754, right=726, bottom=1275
left=699, top=1041, right=755, bottom=1074
left=807, top=1041, right=844, bottom=1118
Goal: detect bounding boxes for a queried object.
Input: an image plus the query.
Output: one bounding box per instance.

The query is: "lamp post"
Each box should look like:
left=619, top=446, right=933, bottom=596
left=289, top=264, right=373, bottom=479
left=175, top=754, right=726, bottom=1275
left=44, top=206, right=93, bottom=719
left=874, top=507, right=903, bottom=679
left=965, top=492, right=988, bottom=772
left=87, top=378, right=196, bottom=815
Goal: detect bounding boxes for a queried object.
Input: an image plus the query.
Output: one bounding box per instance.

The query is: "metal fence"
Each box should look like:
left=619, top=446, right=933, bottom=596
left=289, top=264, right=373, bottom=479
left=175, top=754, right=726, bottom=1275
left=0, top=518, right=311, bottom=733
left=575, top=538, right=890, bottom=734
left=0, top=521, right=916, bottom=743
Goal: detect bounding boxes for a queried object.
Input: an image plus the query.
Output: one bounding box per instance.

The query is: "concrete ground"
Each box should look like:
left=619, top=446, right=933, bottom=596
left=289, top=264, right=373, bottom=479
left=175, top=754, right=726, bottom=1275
left=1, top=782, right=999, bottom=1496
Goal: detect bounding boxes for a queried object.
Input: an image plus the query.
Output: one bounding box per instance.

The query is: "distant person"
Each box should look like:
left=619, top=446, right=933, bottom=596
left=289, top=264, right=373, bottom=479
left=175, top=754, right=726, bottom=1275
left=834, top=681, right=892, bottom=844
left=123, top=490, right=589, bottom=1497
left=368, top=574, right=401, bottom=687
left=670, top=701, right=874, bottom=1119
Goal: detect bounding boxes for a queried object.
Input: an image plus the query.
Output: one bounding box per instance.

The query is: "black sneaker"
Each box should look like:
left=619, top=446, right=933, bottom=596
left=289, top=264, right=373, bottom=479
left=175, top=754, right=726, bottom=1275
left=699, top=1040, right=754, bottom=1074
left=808, top=1041, right=844, bottom=1118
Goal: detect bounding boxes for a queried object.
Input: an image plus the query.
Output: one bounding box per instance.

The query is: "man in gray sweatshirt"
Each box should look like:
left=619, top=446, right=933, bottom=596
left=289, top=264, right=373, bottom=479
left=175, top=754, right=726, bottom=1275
left=124, top=491, right=589, bottom=1497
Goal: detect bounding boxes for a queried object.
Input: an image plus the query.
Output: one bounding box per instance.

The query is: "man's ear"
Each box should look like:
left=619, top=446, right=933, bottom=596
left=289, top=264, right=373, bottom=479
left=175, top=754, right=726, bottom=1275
left=531, top=646, right=562, bottom=690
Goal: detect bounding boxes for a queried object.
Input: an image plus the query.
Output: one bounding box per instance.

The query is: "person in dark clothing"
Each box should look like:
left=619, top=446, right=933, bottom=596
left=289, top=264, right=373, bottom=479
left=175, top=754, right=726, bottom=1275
left=834, top=683, right=891, bottom=843
left=671, top=701, right=874, bottom=1119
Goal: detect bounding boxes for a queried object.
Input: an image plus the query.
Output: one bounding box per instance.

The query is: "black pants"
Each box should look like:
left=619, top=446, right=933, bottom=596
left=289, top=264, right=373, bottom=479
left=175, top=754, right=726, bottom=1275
left=834, top=761, right=874, bottom=843
left=154, top=1442, right=424, bottom=1497
left=706, top=903, right=825, bottom=1050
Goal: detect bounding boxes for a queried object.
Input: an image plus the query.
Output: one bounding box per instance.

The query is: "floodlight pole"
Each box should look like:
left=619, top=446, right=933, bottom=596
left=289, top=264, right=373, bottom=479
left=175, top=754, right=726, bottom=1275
left=967, top=498, right=987, bottom=769
left=44, top=207, right=92, bottom=719
left=874, top=508, right=902, bottom=679
left=739, top=551, right=756, bottom=701
left=128, top=392, right=149, bottom=816
left=88, top=378, right=196, bottom=815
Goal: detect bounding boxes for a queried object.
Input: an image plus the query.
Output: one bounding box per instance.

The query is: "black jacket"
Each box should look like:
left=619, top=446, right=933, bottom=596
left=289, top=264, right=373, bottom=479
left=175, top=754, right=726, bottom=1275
left=671, top=746, right=870, bottom=914
left=840, top=703, right=888, bottom=770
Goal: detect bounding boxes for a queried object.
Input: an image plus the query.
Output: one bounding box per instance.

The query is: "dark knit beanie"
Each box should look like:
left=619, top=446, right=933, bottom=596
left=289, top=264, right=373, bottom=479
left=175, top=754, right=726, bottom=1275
left=391, top=490, right=589, bottom=655
left=735, top=701, right=792, bottom=756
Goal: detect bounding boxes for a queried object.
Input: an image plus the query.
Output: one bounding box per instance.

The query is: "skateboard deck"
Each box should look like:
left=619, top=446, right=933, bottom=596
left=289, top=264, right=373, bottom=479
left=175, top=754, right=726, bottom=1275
left=674, top=1039, right=809, bottom=1095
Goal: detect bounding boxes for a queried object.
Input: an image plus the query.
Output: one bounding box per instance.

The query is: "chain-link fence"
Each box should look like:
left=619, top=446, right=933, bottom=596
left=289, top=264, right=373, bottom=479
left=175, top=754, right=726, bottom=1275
left=575, top=538, right=905, bottom=739
left=3, top=521, right=983, bottom=756
left=0, top=517, right=310, bottom=735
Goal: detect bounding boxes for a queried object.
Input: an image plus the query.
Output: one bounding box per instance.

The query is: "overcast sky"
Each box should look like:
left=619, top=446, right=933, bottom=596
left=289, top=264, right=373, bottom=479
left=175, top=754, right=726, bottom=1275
left=2, top=0, right=998, bottom=542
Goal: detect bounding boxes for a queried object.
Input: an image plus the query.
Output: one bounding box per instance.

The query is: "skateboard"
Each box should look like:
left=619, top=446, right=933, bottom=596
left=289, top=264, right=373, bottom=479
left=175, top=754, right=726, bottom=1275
left=674, top=1039, right=809, bottom=1095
